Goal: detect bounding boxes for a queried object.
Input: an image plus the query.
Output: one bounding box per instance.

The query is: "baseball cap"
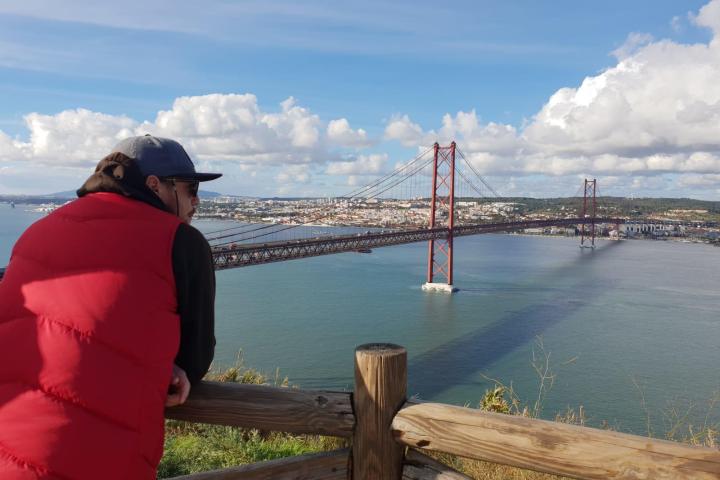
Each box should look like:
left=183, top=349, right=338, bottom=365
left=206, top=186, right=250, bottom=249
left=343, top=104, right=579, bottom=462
left=111, top=135, right=222, bottom=181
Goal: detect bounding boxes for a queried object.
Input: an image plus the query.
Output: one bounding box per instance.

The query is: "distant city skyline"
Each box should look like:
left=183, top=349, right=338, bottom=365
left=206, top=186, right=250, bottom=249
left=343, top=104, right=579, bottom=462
left=0, top=0, right=719, bottom=200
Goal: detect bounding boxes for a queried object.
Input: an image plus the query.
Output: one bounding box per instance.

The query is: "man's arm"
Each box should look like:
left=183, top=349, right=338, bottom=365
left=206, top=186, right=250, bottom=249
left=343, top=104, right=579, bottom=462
left=172, top=223, right=216, bottom=385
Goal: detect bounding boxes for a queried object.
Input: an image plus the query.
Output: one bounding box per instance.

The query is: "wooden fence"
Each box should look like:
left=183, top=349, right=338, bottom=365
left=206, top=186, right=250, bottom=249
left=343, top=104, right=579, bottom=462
left=165, top=343, right=720, bottom=479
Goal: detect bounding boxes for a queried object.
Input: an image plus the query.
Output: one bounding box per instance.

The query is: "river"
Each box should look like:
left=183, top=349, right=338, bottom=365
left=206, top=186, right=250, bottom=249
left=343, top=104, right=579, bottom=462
left=2, top=202, right=719, bottom=436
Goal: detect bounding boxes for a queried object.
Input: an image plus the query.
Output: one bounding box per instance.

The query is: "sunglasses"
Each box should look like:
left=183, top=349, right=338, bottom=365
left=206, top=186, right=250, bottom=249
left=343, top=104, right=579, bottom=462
left=164, top=178, right=200, bottom=197
left=185, top=181, right=199, bottom=197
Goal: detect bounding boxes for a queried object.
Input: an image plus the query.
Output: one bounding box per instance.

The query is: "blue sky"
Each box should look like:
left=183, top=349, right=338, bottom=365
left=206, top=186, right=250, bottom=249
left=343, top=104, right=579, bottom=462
left=1, top=0, right=719, bottom=199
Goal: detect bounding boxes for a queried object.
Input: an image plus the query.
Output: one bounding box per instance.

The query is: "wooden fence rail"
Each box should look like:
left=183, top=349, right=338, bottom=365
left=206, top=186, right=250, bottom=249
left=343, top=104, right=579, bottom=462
left=165, top=381, right=354, bottom=437
left=393, top=401, right=720, bottom=480
left=166, top=343, right=720, bottom=479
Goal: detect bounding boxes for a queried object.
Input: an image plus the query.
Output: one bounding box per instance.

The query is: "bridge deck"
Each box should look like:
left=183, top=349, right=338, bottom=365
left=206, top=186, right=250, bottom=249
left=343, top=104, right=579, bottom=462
left=212, top=217, right=624, bottom=269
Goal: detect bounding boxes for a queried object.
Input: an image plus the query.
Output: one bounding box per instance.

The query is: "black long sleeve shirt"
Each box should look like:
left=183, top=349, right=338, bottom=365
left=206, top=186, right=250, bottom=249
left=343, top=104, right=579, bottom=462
left=172, top=223, right=216, bottom=384
left=77, top=152, right=216, bottom=384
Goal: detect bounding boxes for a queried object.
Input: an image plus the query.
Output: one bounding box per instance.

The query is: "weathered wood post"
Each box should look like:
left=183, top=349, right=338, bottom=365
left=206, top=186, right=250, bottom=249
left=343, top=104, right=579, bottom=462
left=352, top=343, right=407, bottom=479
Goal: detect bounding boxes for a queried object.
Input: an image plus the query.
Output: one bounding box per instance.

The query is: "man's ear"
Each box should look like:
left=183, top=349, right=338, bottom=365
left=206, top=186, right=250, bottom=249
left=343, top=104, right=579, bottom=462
left=145, top=175, right=161, bottom=193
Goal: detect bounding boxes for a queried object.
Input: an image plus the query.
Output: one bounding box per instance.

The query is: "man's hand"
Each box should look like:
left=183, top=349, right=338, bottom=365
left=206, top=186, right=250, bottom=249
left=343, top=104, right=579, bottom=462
left=166, top=364, right=191, bottom=407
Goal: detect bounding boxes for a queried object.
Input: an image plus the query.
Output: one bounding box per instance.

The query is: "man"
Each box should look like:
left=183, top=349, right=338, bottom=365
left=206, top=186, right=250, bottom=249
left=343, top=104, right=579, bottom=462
left=0, top=135, right=219, bottom=479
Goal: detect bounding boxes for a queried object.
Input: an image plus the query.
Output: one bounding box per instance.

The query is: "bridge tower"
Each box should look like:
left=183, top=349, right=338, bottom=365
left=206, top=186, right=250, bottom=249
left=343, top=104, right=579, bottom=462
left=422, top=142, right=458, bottom=293
left=580, top=178, right=597, bottom=248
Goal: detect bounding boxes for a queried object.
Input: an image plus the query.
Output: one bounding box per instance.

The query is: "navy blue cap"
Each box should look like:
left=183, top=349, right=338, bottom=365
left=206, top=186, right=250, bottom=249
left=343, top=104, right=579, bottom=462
left=111, top=135, right=222, bottom=182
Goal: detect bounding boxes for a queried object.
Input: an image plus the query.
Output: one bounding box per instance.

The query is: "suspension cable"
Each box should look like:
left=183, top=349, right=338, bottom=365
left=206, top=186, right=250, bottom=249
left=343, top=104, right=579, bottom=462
left=210, top=147, right=436, bottom=246
left=455, top=147, right=501, bottom=198
left=204, top=146, right=433, bottom=241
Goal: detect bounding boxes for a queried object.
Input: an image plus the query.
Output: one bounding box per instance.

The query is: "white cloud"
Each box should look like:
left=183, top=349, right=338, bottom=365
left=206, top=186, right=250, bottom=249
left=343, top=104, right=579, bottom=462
left=325, top=153, right=387, bottom=175
left=384, top=115, right=424, bottom=147
left=611, top=32, right=654, bottom=60
left=385, top=0, right=720, bottom=183
left=693, top=0, right=720, bottom=37
left=27, top=109, right=137, bottom=164
left=147, top=94, right=322, bottom=164
left=437, top=110, right=520, bottom=156
left=671, top=16, right=683, bottom=33
left=677, top=173, right=720, bottom=188
left=275, top=164, right=311, bottom=184
left=629, top=176, right=668, bottom=191
left=0, top=94, right=339, bottom=170
left=0, top=109, right=137, bottom=167
left=525, top=36, right=720, bottom=158
left=0, top=94, right=382, bottom=194
left=0, top=131, right=23, bottom=162
left=345, top=175, right=361, bottom=186
left=326, top=118, right=371, bottom=148
left=4, top=1, right=720, bottom=199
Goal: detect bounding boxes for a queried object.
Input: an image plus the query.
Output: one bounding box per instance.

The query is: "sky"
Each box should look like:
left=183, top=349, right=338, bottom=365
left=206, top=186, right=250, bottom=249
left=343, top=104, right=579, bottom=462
left=0, top=0, right=719, bottom=199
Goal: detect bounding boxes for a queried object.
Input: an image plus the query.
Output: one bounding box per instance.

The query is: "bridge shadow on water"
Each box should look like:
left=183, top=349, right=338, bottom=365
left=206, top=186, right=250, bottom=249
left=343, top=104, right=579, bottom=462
left=407, top=240, right=622, bottom=400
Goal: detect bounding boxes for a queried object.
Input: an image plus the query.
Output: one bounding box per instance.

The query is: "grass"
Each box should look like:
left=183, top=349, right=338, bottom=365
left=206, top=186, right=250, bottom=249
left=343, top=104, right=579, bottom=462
left=158, top=357, right=346, bottom=478
left=159, top=425, right=343, bottom=478
left=159, top=344, right=719, bottom=479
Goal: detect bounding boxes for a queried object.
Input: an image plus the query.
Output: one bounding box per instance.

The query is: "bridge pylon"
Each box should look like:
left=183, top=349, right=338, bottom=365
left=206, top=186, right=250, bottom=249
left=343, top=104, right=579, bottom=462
left=580, top=178, right=597, bottom=249
left=422, top=142, right=458, bottom=293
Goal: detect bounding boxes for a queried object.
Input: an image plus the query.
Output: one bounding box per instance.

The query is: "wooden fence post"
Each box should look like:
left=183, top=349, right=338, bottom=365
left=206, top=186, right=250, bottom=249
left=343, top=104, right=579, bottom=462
left=352, top=343, right=407, bottom=479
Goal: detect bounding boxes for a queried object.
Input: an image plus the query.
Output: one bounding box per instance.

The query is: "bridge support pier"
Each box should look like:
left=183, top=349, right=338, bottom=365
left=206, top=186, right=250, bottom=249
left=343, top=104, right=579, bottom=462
left=422, top=282, right=458, bottom=293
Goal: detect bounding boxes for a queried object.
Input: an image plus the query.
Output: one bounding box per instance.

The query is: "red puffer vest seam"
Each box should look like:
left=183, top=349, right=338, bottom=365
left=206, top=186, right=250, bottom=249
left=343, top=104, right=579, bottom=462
left=0, top=192, right=182, bottom=480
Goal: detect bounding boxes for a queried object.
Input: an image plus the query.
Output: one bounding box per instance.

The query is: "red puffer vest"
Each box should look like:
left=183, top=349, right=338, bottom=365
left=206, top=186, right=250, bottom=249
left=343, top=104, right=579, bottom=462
left=0, top=193, right=182, bottom=479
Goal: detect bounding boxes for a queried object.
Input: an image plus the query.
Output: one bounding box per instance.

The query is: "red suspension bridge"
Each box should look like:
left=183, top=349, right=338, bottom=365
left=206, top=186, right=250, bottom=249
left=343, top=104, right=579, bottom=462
left=207, top=142, right=624, bottom=292
left=0, top=143, right=626, bottom=286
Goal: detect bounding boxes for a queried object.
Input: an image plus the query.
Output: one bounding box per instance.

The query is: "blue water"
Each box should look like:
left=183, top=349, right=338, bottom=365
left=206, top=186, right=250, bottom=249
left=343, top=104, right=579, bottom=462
left=3, top=203, right=719, bottom=435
